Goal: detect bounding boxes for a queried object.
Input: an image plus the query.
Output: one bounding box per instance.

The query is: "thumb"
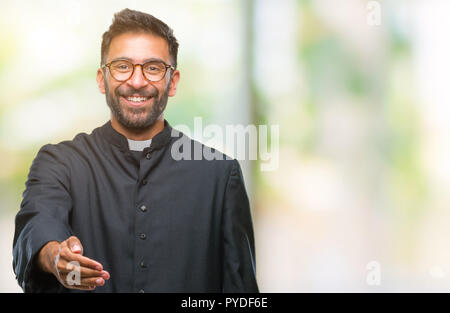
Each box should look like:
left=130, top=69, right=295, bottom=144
left=67, top=236, right=83, bottom=254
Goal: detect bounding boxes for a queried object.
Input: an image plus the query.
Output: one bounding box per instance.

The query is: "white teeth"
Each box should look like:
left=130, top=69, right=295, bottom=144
left=126, top=96, right=148, bottom=102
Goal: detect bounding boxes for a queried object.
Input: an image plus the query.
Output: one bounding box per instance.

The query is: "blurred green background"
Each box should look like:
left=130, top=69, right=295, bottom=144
left=1, top=0, right=448, bottom=292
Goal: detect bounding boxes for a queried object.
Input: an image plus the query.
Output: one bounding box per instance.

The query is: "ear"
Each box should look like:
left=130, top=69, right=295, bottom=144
left=96, top=68, right=106, bottom=94
left=168, top=70, right=180, bottom=97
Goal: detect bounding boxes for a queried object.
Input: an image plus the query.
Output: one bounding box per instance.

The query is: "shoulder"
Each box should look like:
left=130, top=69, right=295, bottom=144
left=35, top=126, right=102, bottom=163
left=168, top=127, right=240, bottom=177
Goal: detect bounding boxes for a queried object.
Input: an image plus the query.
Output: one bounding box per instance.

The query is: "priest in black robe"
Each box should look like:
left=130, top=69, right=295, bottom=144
left=12, top=8, right=259, bottom=293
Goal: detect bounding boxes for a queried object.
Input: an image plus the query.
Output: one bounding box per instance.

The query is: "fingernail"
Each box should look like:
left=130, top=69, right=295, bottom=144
left=101, top=271, right=109, bottom=279
left=72, top=244, right=81, bottom=252
left=96, top=278, right=104, bottom=285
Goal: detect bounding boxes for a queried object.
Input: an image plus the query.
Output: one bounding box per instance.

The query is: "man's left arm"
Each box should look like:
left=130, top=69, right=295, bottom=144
left=222, top=159, right=259, bottom=293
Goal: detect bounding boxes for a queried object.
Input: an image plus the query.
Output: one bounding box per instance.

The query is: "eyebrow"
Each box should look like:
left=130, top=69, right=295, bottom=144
left=110, top=57, right=167, bottom=64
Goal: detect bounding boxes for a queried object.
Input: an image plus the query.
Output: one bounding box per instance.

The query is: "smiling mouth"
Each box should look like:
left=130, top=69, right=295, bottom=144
left=120, top=95, right=154, bottom=107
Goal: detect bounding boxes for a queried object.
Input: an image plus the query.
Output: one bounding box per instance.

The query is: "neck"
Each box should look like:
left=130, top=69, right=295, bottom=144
left=110, top=115, right=165, bottom=141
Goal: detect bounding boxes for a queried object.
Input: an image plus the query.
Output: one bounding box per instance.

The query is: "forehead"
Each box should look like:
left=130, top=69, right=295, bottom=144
left=107, top=32, right=170, bottom=63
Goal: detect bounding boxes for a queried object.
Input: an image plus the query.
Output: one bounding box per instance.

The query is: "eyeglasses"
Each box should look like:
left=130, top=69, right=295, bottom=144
left=101, top=60, right=175, bottom=82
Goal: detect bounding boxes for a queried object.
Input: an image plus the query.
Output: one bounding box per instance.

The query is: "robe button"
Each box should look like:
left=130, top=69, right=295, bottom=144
left=142, top=179, right=148, bottom=185
left=140, top=205, right=147, bottom=212
left=139, top=289, right=145, bottom=293
left=139, top=233, right=147, bottom=240
left=145, top=153, right=151, bottom=160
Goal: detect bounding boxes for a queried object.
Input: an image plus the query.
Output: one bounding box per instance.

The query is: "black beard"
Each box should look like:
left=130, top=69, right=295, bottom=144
left=105, top=81, right=170, bottom=130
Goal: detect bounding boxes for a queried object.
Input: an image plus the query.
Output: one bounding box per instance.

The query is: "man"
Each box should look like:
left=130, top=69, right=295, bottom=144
left=13, top=8, right=258, bottom=293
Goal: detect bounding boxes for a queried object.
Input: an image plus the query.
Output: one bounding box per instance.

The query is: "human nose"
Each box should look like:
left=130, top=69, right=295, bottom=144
left=126, top=64, right=149, bottom=89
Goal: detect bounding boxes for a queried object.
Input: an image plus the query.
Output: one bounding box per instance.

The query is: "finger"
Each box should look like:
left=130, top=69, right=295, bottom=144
left=66, top=284, right=96, bottom=291
left=55, top=260, right=98, bottom=291
left=70, top=253, right=104, bottom=271
left=63, top=276, right=104, bottom=289
left=56, top=262, right=108, bottom=280
left=55, top=272, right=81, bottom=290
left=63, top=265, right=109, bottom=280
left=58, top=272, right=102, bottom=290
left=66, top=236, right=83, bottom=255
left=59, top=247, right=103, bottom=271
left=78, top=267, right=109, bottom=279
left=80, top=276, right=106, bottom=287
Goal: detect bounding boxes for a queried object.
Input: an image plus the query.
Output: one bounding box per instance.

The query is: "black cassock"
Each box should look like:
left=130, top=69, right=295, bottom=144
left=13, top=119, right=259, bottom=293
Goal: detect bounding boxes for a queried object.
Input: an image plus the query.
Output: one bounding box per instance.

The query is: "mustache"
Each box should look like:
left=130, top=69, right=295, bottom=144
left=116, top=87, right=158, bottom=98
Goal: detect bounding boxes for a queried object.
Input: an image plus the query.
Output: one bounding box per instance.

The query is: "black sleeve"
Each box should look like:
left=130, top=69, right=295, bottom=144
left=13, top=144, right=73, bottom=292
left=222, top=159, right=259, bottom=292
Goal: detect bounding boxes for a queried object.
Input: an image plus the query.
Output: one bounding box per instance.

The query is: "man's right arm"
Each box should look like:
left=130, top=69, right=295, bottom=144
left=12, top=144, right=107, bottom=292
left=13, top=144, right=74, bottom=292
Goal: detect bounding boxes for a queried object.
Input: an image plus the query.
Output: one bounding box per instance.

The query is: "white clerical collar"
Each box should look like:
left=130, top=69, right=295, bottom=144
left=127, top=138, right=152, bottom=151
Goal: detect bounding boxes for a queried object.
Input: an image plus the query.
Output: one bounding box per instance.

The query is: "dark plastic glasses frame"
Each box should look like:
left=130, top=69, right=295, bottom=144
left=101, top=60, right=175, bottom=82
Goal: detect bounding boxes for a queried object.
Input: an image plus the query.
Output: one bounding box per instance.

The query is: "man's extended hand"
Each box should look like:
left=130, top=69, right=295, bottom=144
left=37, top=236, right=110, bottom=291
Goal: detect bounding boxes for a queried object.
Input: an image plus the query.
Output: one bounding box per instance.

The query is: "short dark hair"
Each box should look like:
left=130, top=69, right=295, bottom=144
left=101, top=8, right=179, bottom=68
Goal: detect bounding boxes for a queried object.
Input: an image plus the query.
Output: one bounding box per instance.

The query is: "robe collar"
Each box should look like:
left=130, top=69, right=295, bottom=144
left=100, top=119, right=173, bottom=153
